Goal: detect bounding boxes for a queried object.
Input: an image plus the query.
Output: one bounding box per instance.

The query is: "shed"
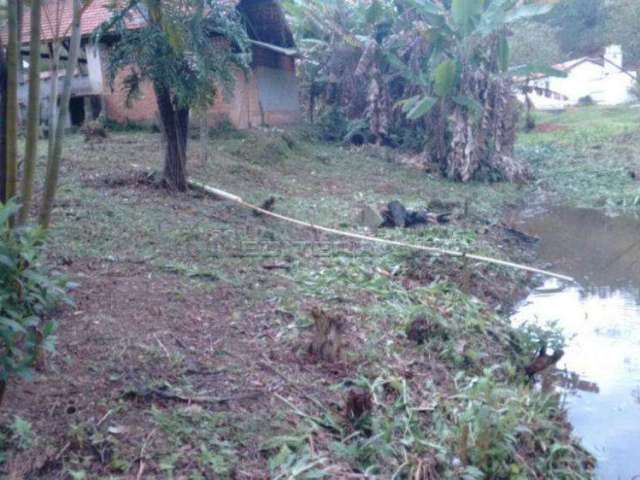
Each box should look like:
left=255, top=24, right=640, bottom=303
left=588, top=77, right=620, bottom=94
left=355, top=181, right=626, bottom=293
left=4, top=0, right=301, bottom=129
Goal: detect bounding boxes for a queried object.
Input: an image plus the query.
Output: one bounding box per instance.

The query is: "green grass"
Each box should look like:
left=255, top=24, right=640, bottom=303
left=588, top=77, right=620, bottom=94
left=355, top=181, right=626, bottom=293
left=3, top=117, right=608, bottom=478
left=518, top=105, right=640, bottom=210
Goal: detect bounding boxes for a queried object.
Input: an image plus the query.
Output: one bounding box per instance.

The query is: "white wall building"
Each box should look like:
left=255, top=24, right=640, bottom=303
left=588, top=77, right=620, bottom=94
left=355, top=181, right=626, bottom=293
left=518, top=45, right=638, bottom=110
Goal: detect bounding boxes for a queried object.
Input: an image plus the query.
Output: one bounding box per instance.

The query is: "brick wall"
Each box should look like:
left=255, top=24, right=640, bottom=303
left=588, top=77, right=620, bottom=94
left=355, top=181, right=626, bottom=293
left=103, top=67, right=159, bottom=125
left=207, top=70, right=263, bottom=128
left=101, top=46, right=299, bottom=129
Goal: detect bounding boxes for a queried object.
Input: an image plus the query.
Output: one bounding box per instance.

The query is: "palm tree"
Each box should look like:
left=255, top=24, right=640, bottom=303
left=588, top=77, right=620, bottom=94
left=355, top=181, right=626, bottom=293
left=99, top=0, right=251, bottom=191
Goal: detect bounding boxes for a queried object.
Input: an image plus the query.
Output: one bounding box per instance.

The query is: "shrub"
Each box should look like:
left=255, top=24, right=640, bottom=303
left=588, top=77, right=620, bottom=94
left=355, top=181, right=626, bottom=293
left=0, top=201, right=70, bottom=407
left=316, top=107, right=348, bottom=143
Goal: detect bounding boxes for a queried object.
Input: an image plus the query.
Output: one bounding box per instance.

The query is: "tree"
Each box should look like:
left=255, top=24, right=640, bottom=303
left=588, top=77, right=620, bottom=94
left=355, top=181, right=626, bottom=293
left=100, top=0, right=250, bottom=191
left=0, top=37, right=7, bottom=205
left=18, top=0, right=43, bottom=225
left=605, top=0, right=640, bottom=67
left=4, top=0, right=18, bottom=204
left=399, top=0, right=559, bottom=182
left=39, top=0, right=83, bottom=228
left=539, top=0, right=607, bottom=58
left=510, top=21, right=564, bottom=67
left=41, top=0, right=69, bottom=162
left=0, top=0, right=5, bottom=203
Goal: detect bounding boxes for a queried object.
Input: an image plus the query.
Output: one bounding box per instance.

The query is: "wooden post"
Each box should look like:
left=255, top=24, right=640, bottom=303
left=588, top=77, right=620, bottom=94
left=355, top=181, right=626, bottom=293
left=83, top=96, right=93, bottom=124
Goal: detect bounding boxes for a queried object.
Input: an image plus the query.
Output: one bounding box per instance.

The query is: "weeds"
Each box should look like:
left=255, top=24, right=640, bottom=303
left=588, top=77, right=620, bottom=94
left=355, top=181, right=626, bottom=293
left=268, top=370, right=591, bottom=479
left=150, top=406, right=238, bottom=478
left=270, top=221, right=592, bottom=477
left=1, top=108, right=617, bottom=477
left=0, top=201, right=70, bottom=406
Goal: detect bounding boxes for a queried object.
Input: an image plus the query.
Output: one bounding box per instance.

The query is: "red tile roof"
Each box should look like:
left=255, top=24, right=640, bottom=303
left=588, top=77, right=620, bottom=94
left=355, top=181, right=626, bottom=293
left=3, top=0, right=292, bottom=47
left=10, top=0, right=114, bottom=44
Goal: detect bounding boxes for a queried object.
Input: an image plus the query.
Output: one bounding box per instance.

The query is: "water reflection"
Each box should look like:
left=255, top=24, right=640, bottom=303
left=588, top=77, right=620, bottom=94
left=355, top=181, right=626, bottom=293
left=512, top=208, right=640, bottom=480
left=519, top=207, right=640, bottom=290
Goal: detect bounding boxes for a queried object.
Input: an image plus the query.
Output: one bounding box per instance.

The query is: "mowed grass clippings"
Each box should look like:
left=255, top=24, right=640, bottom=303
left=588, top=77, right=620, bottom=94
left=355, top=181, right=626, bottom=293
left=0, top=111, right=615, bottom=478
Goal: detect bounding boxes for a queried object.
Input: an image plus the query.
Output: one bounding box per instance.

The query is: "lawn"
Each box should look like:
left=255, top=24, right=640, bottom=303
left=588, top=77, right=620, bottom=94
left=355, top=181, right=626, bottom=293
left=0, top=108, right=621, bottom=478
left=519, top=105, right=640, bottom=211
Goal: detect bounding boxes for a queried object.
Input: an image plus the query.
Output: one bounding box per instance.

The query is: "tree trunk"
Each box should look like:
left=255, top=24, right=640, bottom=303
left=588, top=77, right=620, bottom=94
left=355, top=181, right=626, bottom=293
left=0, top=41, right=7, bottom=205
left=47, top=42, right=61, bottom=149
left=155, top=82, right=189, bottom=191
left=18, top=0, right=43, bottom=225
left=15, top=0, right=23, bottom=127
left=5, top=0, right=19, bottom=204
left=200, top=113, right=208, bottom=165
left=0, top=380, right=6, bottom=409
left=39, top=0, right=82, bottom=229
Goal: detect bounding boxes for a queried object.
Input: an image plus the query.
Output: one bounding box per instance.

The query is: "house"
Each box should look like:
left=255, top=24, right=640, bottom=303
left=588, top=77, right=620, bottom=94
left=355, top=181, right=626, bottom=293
left=4, top=0, right=301, bottom=129
left=518, top=45, right=638, bottom=110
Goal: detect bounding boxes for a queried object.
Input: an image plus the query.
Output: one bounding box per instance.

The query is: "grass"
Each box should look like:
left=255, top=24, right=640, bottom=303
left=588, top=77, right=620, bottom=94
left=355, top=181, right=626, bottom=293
left=2, top=108, right=628, bottom=477
left=519, top=105, right=640, bottom=210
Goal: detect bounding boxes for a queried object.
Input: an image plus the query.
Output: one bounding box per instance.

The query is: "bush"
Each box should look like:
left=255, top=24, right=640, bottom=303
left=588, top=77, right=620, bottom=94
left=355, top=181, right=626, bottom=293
left=0, top=202, right=70, bottom=406
left=316, top=107, right=348, bottom=143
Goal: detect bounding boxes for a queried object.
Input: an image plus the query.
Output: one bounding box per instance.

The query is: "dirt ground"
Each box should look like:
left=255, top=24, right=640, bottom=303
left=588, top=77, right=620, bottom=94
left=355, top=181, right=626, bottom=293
left=0, top=129, right=592, bottom=479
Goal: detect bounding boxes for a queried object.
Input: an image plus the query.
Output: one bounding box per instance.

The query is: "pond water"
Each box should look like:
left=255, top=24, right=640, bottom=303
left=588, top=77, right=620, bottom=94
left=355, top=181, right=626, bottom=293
left=511, top=207, right=640, bottom=480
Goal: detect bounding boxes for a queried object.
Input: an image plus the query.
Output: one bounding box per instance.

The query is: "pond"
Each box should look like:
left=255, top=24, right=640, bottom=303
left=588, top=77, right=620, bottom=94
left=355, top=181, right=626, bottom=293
left=511, top=207, right=640, bottom=480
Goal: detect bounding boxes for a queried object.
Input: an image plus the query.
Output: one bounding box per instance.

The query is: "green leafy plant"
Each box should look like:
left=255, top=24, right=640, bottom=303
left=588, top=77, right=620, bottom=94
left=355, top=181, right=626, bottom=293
left=286, top=0, right=561, bottom=183
left=0, top=201, right=69, bottom=407
left=9, top=416, right=33, bottom=450
left=98, top=0, right=251, bottom=190
left=150, top=406, right=238, bottom=477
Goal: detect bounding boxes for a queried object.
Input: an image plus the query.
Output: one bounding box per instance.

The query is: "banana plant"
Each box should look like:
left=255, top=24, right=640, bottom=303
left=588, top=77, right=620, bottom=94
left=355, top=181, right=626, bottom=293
left=286, top=0, right=561, bottom=181
left=397, top=0, right=556, bottom=122
left=284, top=0, right=407, bottom=142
